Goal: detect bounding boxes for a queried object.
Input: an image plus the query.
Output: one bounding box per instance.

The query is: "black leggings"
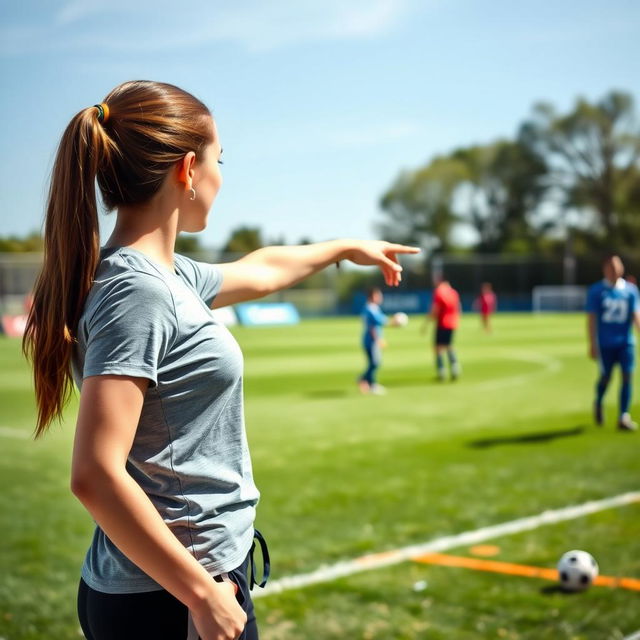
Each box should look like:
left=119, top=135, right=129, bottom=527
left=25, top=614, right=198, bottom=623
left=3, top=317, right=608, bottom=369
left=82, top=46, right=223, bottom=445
left=78, top=547, right=265, bottom=640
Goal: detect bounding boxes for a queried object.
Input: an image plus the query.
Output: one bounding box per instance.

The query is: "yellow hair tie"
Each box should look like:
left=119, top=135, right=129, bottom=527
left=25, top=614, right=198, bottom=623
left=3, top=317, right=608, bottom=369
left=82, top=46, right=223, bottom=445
left=94, top=103, right=110, bottom=124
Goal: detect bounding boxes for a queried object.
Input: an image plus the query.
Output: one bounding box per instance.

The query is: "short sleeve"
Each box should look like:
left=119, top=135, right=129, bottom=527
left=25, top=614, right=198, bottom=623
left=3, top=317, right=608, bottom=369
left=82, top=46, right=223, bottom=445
left=175, top=255, right=223, bottom=307
left=82, top=275, right=177, bottom=386
left=585, top=285, right=599, bottom=313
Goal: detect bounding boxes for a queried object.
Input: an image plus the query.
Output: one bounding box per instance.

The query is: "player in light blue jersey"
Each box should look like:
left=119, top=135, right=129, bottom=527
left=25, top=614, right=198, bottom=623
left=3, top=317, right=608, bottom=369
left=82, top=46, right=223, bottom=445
left=358, top=287, right=388, bottom=395
left=586, top=255, right=640, bottom=431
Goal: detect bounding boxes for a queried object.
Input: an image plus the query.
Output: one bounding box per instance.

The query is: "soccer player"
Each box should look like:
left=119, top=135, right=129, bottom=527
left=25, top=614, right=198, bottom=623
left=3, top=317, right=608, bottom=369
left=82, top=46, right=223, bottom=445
left=358, top=287, right=388, bottom=395
left=475, top=282, right=497, bottom=333
left=426, top=274, right=461, bottom=381
left=587, top=255, right=640, bottom=431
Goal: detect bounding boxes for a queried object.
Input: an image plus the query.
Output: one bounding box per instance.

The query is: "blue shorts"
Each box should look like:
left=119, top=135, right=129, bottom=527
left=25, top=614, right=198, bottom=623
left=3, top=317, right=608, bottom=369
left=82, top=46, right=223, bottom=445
left=598, top=344, right=635, bottom=376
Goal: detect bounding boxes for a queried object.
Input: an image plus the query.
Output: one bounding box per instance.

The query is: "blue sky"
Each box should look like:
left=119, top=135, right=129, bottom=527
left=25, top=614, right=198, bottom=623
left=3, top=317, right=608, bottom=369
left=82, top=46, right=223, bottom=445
left=0, top=0, right=638, bottom=248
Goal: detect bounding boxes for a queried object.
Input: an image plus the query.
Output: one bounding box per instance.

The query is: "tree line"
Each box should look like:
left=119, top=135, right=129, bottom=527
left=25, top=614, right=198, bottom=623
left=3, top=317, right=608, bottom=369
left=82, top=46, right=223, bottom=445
left=379, top=90, right=640, bottom=258
left=3, top=90, right=637, bottom=261
left=0, top=226, right=294, bottom=256
left=0, top=228, right=264, bottom=255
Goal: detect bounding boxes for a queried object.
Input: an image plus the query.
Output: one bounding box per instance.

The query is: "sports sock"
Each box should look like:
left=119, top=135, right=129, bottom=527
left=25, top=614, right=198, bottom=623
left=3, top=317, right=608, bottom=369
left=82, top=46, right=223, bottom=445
left=620, top=375, right=632, bottom=416
left=436, top=353, right=445, bottom=379
left=448, top=349, right=460, bottom=377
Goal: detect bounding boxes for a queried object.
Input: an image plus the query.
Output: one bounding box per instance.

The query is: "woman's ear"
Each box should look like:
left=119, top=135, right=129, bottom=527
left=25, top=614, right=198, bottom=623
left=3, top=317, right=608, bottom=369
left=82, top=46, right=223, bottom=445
left=177, top=151, right=197, bottom=190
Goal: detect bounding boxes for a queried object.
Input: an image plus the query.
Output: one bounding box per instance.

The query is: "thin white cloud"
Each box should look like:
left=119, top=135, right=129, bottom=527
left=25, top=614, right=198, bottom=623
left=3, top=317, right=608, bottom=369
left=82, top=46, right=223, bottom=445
left=2, top=0, right=415, bottom=56
left=325, top=121, right=422, bottom=150
left=55, top=0, right=103, bottom=26
left=514, top=17, right=638, bottom=46
left=328, top=0, right=405, bottom=38
left=237, top=119, right=424, bottom=162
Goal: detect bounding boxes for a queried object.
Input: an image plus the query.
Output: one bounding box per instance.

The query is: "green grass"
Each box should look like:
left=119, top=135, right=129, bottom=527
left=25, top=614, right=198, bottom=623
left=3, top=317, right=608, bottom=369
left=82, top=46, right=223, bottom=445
left=1, top=313, right=639, bottom=639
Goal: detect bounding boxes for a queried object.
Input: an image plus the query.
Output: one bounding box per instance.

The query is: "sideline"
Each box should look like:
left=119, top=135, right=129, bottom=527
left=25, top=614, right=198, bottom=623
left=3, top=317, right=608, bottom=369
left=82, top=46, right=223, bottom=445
left=413, top=552, right=640, bottom=591
left=255, top=491, right=640, bottom=597
left=471, top=349, right=563, bottom=392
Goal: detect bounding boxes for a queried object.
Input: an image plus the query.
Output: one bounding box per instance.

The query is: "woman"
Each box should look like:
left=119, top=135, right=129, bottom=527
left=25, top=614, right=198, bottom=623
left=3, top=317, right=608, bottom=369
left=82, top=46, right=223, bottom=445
left=23, top=80, right=418, bottom=640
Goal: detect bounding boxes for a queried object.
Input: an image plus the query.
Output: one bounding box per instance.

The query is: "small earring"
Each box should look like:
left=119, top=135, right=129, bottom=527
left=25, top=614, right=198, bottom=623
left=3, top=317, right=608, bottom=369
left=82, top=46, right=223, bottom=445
left=189, top=187, right=196, bottom=201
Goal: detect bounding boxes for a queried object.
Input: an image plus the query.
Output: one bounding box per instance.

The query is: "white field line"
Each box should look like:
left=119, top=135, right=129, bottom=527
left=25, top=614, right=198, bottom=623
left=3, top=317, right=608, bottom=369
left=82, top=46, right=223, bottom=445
left=0, top=426, right=30, bottom=439
left=255, top=491, right=640, bottom=598
left=471, top=350, right=563, bottom=392
left=624, top=632, right=640, bottom=640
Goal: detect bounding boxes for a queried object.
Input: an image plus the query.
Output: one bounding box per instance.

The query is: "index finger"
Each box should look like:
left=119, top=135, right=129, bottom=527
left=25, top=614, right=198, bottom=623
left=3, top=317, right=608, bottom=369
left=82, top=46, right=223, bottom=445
left=385, top=244, right=421, bottom=254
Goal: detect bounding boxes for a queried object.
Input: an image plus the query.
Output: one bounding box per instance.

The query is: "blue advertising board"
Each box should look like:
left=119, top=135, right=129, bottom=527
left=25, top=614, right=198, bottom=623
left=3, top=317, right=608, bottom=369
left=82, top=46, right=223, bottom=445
left=235, top=302, right=300, bottom=326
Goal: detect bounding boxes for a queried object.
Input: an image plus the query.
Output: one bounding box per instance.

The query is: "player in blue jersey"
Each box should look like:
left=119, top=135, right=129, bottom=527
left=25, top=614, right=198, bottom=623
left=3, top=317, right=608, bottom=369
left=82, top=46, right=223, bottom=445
left=586, top=255, right=640, bottom=431
left=358, top=287, right=388, bottom=395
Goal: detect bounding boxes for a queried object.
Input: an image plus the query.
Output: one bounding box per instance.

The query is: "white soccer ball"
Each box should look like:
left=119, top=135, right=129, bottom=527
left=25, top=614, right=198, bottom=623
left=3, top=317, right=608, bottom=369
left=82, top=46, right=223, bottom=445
left=557, top=550, right=598, bottom=592
left=392, top=312, right=409, bottom=327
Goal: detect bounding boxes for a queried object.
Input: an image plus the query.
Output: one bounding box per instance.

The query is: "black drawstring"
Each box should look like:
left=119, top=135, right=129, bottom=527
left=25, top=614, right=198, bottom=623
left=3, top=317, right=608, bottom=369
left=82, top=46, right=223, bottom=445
left=249, top=529, right=270, bottom=589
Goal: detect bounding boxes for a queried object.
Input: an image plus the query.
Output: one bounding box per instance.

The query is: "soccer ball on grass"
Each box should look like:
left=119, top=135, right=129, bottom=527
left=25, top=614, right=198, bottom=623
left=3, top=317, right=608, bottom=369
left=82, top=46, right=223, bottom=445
left=557, top=550, right=598, bottom=592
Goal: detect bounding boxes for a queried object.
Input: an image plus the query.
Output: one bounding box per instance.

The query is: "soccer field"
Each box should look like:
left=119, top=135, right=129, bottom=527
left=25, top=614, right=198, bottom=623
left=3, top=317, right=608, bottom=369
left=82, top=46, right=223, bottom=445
left=1, top=313, right=639, bottom=639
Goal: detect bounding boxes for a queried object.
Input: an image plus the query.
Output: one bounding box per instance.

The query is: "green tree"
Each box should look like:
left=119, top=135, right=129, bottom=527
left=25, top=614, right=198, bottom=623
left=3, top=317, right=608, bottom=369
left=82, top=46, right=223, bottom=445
left=452, top=140, right=548, bottom=253
left=0, top=232, right=43, bottom=252
left=174, top=234, right=202, bottom=254
left=379, top=140, right=547, bottom=254
left=378, top=154, right=469, bottom=250
left=519, top=90, right=640, bottom=250
left=616, top=165, right=640, bottom=243
left=221, top=226, right=263, bottom=253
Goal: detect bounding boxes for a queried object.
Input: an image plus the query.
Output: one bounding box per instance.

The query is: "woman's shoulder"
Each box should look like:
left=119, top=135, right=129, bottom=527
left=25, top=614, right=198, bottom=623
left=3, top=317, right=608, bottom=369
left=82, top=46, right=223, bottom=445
left=173, top=253, right=222, bottom=297
left=173, top=253, right=220, bottom=280
left=96, top=247, right=173, bottom=285
left=173, top=253, right=197, bottom=279
left=86, top=248, right=176, bottom=311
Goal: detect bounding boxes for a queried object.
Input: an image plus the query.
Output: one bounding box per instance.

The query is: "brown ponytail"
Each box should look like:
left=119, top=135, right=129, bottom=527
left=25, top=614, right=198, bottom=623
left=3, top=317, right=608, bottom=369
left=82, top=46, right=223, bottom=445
left=23, top=81, right=214, bottom=437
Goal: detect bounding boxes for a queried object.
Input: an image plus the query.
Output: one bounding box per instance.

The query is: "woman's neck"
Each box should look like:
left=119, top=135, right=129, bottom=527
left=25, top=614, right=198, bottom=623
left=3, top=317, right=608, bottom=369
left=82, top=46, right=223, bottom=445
left=107, top=197, right=180, bottom=271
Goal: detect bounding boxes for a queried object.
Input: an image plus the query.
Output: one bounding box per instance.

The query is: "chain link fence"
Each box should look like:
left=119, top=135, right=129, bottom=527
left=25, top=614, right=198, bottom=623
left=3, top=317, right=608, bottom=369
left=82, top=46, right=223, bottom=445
left=2, top=251, right=637, bottom=316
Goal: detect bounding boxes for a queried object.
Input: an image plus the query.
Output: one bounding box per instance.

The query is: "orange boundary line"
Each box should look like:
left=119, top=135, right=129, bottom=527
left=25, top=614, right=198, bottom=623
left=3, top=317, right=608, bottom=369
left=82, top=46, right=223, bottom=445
left=413, top=553, right=640, bottom=591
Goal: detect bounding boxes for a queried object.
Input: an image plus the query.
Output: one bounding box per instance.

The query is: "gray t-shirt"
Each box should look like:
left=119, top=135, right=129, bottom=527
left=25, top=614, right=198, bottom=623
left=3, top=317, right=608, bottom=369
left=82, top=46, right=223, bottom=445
left=72, top=247, right=259, bottom=594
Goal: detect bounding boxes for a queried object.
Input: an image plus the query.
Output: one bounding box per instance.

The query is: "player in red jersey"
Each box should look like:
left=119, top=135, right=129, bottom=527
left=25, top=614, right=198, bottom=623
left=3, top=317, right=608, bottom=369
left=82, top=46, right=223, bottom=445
left=475, top=282, right=496, bottom=333
left=425, top=274, right=462, bottom=380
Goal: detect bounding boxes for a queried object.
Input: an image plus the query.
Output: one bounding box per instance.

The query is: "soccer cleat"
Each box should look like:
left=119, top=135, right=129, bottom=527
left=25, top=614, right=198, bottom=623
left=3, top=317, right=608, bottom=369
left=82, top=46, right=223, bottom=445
left=593, top=403, right=603, bottom=426
left=618, top=413, right=638, bottom=432
left=437, top=368, right=446, bottom=382
left=450, top=363, right=461, bottom=381
left=369, top=384, right=387, bottom=395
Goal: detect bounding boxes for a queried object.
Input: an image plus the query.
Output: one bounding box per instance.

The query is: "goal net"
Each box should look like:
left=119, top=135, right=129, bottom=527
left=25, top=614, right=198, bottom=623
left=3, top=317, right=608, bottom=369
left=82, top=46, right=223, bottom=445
left=531, top=285, right=587, bottom=312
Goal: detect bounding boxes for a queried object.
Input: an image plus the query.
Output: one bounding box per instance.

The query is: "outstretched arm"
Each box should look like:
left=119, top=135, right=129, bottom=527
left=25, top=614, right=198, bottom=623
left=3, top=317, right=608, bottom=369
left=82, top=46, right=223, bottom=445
left=211, top=239, right=420, bottom=309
